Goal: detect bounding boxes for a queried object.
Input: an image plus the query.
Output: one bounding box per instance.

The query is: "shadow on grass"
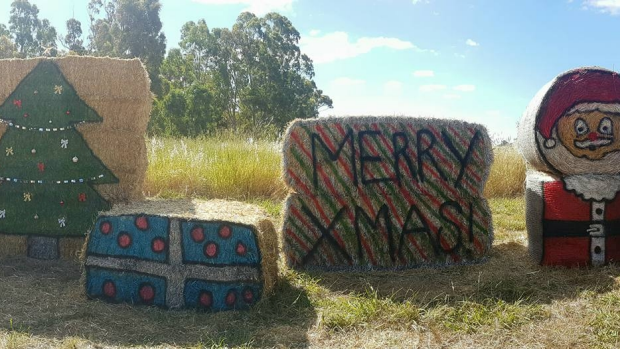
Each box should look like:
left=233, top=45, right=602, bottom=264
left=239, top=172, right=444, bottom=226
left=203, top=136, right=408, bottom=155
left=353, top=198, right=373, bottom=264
left=303, top=241, right=620, bottom=307
left=0, top=257, right=316, bottom=348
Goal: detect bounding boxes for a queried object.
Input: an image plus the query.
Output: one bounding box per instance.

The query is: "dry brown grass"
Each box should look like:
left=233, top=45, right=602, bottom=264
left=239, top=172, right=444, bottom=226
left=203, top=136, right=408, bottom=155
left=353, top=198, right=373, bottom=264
left=2, top=197, right=620, bottom=348
left=484, top=145, right=526, bottom=198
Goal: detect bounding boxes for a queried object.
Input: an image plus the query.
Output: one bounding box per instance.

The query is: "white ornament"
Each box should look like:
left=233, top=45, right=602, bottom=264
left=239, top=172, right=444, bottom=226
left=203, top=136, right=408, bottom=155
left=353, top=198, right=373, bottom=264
left=61, top=139, right=68, bottom=148
left=34, top=214, right=38, bottom=220
left=0, top=210, right=6, bottom=219
left=72, top=156, right=78, bottom=163
left=58, top=217, right=66, bottom=227
left=31, top=149, right=36, bottom=154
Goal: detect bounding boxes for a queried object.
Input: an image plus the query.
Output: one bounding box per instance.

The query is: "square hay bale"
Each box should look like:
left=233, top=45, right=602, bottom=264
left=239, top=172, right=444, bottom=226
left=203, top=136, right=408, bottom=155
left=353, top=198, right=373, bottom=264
left=0, top=57, right=151, bottom=259
left=282, top=116, right=494, bottom=270
left=84, top=199, right=278, bottom=311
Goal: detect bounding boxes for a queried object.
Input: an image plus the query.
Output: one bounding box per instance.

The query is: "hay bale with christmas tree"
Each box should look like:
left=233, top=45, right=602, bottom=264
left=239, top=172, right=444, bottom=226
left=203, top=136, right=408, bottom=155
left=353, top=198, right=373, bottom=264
left=0, top=57, right=150, bottom=260
left=83, top=199, right=278, bottom=311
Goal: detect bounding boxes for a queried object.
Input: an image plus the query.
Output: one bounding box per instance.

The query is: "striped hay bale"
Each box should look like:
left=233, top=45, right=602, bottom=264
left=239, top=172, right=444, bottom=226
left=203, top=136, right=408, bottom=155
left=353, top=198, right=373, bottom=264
left=83, top=199, right=278, bottom=311
left=282, top=116, right=494, bottom=270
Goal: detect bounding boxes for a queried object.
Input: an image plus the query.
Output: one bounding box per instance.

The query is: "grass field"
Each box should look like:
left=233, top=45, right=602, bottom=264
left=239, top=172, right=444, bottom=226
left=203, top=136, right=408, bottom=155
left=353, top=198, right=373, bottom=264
left=2, top=137, right=618, bottom=348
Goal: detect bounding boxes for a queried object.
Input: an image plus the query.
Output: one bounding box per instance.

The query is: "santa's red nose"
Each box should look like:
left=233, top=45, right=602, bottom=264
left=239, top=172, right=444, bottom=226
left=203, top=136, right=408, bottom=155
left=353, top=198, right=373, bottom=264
left=588, top=132, right=598, bottom=141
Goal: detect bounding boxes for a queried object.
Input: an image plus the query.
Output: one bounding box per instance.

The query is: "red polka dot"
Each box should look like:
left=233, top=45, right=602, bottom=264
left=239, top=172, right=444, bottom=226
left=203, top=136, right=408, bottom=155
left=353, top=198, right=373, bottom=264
left=204, top=242, right=218, bottom=258
left=243, top=288, right=254, bottom=303
left=199, top=291, right=213, bottom=307
left=100, top=221, right=112, bottom=235
left=102, top=280, right=116, bottom=298
left=236, top=242, right=247, bottom=256
left=151, top=237, right=166, bottom=253
left=135, top=215, right=149, bottom=230
left=219, top=225, right=232, bottom=239
left=66, top=110, right=71, bottom=115
left=191, top=226, right=204, bottom=243
left=118, top=232, right=132, bottom=249
left=225, top=290, right=237, bottom=306
left=139, top=284, right=155, bottom=303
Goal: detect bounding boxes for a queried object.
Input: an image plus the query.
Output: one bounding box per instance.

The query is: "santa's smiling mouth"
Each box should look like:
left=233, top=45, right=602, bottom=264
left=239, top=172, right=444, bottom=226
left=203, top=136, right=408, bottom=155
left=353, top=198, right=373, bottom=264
left=574, top=137, right=613, bottom=150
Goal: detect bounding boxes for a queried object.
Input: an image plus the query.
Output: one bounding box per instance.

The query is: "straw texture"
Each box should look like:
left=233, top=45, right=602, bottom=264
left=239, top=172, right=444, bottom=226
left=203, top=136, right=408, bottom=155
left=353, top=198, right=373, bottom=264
left=83, top=199, right=278, bottom=310
left=281, top=116, right=494, bottom=270
left=0, top=56, right=151, bottom=258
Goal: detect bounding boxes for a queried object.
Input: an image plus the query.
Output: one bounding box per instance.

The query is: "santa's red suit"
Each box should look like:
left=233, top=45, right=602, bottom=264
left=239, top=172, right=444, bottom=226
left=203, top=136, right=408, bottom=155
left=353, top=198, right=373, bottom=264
left=541, top=179, right=620, bottom=266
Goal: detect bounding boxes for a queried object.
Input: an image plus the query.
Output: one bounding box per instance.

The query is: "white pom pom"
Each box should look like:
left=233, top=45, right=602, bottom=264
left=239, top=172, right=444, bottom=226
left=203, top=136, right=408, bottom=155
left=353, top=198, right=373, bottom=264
left=544, top=138, right=556, bottom=149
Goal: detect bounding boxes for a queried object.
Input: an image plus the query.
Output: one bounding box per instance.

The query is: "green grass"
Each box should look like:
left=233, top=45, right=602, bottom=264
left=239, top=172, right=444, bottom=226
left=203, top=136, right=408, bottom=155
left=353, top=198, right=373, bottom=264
left=2, top=137, right=614, bottom=348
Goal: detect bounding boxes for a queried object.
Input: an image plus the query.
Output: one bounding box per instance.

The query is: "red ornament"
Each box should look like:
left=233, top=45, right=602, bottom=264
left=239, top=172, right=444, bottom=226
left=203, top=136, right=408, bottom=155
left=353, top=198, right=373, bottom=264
left=59, top=200, right=64, bottom=206
left=151, top=237, right=166, bottom=253
left=219, top=225, right=232, bottom=239
left=225, top=290, right=237, bottom=306
left=78, top=193, right=86, bottom=202
left=103, top=281, right=117, bottom=298
left=100, top=221, right=112, bottom=235
left=66, top=110, right=71, bottom=115
left=139, top=284, right=155, bottom=303
left=37, top=162, right=45, bottom=172
left=243, top=288, right=254, bottom=303
left=191, top=226, right=205, bottom=242
left=199, top=291, right=213, bottom=307
left=204, top=242, right=218, bottom=258
left=23, top=113, right=28, bottom=118
left=135, top=215, right=149, bottom=230
left=118, top=232, right=132, bottom=248
left=13, top=99, right=21, bottom=108
left=236, top=242, right=247, bottom=256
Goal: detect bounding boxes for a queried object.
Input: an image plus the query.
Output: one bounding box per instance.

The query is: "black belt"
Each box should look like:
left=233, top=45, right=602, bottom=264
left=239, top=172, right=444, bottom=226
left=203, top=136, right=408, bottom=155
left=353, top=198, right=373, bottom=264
left=543, top=220, right=620, bottom=237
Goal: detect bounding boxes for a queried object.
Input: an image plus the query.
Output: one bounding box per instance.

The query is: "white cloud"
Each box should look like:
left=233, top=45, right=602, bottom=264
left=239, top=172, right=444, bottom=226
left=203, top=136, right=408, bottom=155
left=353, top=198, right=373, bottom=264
left=191, top=0, right=294, bottom=15
left=383, top=80, right=404, bottom=95
left=301, top=31, right=434, bottom=64
left=443, top=94, right=461, bottom=100
left=466, top=39, right=479, bottom=47
left=331, top=77, right=366, bottom=87
left=584, top=0, right=620, bottom=14
left=309, top=29, right=321, bottom=36
left=453, top=84, right=476, bottom=92
left=413, top=70, right=435, bottom=77
left=419, top=84, right=447, bottom=92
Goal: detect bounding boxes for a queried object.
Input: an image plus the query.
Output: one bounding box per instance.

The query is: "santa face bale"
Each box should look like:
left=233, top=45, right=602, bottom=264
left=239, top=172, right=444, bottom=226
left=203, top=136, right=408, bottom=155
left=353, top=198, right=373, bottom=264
left=519, top=68, right=620, bottom=175
left=517, top=67, right=620, bottom=267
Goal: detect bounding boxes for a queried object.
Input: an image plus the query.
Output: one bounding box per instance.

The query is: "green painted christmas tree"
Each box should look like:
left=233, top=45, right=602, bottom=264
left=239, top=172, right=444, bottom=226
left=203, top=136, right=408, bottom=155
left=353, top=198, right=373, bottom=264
left=0, top=60, right=117, bottom=236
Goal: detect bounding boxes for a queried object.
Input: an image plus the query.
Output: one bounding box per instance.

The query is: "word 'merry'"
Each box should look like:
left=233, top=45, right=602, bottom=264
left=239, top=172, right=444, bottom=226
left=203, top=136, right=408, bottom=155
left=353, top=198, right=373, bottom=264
left=282, top=116, right=494, bottom=270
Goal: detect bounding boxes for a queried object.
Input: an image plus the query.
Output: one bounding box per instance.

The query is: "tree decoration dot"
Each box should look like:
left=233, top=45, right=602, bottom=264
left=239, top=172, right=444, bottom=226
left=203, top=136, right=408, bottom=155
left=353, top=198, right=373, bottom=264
left=72, top=156, right=78, bottom=163
left=31, top=148, right=36, bottom=154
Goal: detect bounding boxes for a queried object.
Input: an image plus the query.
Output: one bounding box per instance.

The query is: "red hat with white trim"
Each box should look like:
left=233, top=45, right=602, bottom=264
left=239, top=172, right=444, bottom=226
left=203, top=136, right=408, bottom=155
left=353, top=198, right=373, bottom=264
left=537, top=68, right=620, bottom=141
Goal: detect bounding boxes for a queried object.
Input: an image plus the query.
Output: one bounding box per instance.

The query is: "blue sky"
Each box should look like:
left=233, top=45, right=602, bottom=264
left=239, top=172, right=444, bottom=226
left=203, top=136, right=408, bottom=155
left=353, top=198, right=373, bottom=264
left=1, top=0, right=620, bottom=139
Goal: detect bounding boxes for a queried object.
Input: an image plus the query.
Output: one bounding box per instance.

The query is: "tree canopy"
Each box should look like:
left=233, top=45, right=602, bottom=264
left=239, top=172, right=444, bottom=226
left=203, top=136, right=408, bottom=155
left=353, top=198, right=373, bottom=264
left=0, top=0, right=333, bottom=137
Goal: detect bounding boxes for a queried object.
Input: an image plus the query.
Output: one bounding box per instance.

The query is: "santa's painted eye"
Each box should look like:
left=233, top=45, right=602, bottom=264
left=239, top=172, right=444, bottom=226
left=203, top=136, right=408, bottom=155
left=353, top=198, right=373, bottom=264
left=574, top=118, right=589, bottom=135
left=599, top=117, right=613, bottom=135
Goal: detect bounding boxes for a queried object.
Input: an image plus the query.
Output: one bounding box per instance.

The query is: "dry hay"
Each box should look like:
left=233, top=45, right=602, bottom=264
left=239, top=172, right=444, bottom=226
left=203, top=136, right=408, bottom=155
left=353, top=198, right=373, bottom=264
left=83, top=199, right=278, bottom=310
left=0, top=56, right=151, bottom=259
left=281, top=116, right=494, bottom=270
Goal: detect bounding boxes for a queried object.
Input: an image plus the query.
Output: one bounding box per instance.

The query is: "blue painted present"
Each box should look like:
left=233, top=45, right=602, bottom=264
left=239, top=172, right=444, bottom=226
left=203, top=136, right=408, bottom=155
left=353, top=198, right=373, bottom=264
left=84, top=211, right=275, bottom=311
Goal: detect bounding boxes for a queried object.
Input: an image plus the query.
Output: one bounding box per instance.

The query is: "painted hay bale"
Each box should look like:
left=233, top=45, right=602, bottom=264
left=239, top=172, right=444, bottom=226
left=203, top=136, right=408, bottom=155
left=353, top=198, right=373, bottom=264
left=518, top=68, right=620, bottom=267
left=84, top=199, right=278, bottom=311
left=282, top=116, right=494, bottom=270
left=0, top=57, right=150, bottom=260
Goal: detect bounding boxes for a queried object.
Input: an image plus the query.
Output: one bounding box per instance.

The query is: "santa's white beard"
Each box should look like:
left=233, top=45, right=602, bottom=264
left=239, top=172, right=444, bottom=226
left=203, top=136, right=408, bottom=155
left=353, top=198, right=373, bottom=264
left=563, top=174, right=620, bottom=201
left=536, top=130, right=620, bottom=175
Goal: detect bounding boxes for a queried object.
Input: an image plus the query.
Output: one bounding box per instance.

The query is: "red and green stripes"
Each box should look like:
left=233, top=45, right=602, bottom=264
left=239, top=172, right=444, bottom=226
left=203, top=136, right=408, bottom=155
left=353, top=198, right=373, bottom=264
left=282, top=117, right=493, bottom=269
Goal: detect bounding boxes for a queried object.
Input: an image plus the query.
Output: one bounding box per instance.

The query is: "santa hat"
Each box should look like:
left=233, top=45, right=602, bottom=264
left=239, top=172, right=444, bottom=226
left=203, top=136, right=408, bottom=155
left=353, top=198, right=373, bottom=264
left=537, top=68, right=620, bottom=148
